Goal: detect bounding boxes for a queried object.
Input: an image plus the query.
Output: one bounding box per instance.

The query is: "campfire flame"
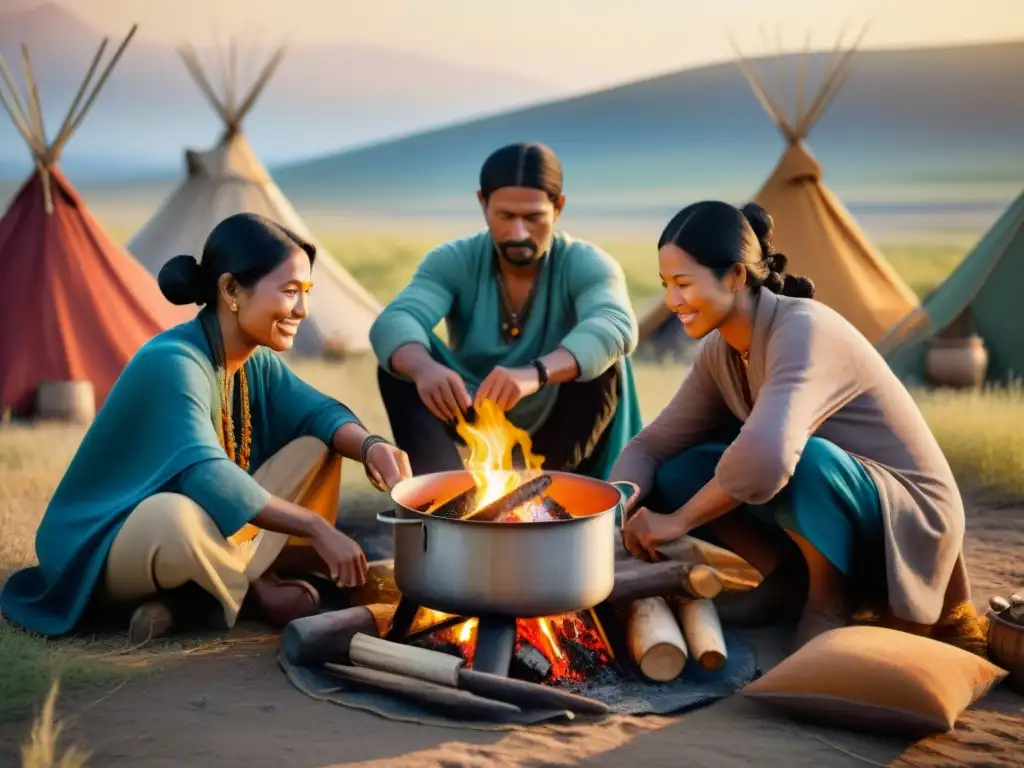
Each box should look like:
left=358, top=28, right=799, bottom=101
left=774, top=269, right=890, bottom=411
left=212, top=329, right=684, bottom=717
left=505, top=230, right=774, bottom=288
left=413, top=609, right=613, bottom=682
left=433, top=401, right=612, bottom=680
left=455, top=400, right=545, bottom=514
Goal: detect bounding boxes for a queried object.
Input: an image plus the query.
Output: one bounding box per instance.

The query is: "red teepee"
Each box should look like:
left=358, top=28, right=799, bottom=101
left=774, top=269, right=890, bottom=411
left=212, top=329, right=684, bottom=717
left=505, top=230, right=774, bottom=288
left=0, top=25, right=191, bottom=417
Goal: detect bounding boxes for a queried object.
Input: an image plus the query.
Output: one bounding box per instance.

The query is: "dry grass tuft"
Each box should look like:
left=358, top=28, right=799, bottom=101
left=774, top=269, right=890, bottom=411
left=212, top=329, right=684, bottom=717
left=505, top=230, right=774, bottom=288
left=19, top=679, right=90, bottom=768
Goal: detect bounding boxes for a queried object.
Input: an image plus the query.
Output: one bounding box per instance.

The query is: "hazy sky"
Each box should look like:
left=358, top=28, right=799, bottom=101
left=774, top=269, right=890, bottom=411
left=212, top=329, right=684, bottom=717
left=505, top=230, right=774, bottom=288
left=23, top=0, right=1024, bottom=90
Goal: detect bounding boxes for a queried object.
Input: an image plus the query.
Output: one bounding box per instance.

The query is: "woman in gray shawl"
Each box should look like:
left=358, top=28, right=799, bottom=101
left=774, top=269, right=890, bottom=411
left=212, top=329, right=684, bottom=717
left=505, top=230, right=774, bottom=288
left=610, top=201, right=985, bottom=654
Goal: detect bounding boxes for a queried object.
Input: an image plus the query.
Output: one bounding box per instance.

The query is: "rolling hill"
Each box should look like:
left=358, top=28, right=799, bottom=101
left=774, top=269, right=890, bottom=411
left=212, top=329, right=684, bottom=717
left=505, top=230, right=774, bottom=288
left=0, top=2, right=565, bottom=174
left=270, top=40, right=1024, bottom=220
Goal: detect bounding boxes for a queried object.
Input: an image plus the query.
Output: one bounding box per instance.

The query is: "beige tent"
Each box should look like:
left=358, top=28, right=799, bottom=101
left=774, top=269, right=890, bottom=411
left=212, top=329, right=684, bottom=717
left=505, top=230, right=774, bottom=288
left=638, top=28, right=919, bottom=353
left=127, top=42, right=381, bottom=356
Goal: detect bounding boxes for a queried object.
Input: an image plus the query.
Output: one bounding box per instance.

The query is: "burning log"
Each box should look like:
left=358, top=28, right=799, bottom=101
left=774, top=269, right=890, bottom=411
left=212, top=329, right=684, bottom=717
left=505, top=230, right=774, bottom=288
left=512, top=642, right=552, bottom=682
left=466, top=474, right=553, bottom=522
left=677, top=598, right=728, bottom=671
left=542, top=496, right=573, bottom=521
left=281, top=604, right=396, bottom=666
left=427, top=486, right=478, bottom=519
left=626, top=597, right=688, bottom=682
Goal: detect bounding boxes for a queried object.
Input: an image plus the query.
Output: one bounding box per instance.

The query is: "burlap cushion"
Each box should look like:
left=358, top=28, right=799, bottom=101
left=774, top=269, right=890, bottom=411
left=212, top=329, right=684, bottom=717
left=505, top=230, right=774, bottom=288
left=743, top=625, right=1008, bottom=736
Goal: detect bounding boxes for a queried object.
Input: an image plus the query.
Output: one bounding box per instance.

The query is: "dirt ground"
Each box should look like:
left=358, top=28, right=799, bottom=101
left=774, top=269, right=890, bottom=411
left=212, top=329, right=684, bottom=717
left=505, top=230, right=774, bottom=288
left=2, top=499, right=1022, bottom=768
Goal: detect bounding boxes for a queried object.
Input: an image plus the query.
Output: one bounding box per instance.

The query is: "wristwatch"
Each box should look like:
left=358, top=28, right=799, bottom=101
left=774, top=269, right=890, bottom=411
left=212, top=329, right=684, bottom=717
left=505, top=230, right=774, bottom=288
left=530, top=359, right=549, bottom=389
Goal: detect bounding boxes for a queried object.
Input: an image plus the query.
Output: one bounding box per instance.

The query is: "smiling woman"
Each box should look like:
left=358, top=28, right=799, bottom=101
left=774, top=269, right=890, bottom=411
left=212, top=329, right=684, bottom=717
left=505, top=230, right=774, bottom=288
left=611, top=200, right=987, bottom=658
left=0, top=213, right=412, bottom=644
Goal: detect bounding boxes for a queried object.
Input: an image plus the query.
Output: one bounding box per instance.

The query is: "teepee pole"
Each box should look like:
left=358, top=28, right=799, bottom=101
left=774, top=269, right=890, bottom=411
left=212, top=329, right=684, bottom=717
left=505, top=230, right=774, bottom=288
left=179, top=44, right=233, bottom=128
left=58, top=25, right=138, bottom=155
left=51, top=40, right=108, bottom=153
left=0, top=56, right=42, bottom=155
left=0, top=81, right=38, bottom=156
left=801, top=21, right=871, bottom=133
left=19, top=47, right=53, bottom=213
left=20, top=46, right=47, bottom=152
left=232, top=45, right=286, bottom=129
left=728, top=35, right=796, bottom=142
left=795, top=32, right=811, bottom=129
left=228, top=39, right=239, bottom=117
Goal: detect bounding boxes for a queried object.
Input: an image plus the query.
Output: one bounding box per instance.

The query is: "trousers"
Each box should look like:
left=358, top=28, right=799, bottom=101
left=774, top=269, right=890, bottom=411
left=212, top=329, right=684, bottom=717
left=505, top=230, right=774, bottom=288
left=102, top=437, right=341, bottom=628
left=377, top=365, right=620, bottom=475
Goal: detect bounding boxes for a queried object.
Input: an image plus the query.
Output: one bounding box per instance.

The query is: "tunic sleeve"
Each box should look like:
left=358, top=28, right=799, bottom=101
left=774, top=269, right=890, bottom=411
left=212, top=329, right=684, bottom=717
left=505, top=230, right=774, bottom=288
left=715, top=309, right=858, bottom=504
left=608, top=338, right=730, bottom=501
left=559, top=246, right=638, bottom=381
left=256, top=350, right=362, bottom=447
left=152, top=350, right=272, bottom=538
left=369, top=243, right=461, bottom=374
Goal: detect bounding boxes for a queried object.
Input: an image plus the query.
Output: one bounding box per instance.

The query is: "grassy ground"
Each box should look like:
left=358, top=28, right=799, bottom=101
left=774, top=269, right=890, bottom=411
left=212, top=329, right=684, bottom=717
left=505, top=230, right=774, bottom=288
left=0, top=229, right=1011, bottom=726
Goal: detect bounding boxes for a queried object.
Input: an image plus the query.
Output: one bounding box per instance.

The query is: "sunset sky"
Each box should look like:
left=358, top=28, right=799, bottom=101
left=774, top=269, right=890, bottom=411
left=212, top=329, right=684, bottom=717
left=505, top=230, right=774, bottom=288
left=20, top=0, right=1024, bottom=91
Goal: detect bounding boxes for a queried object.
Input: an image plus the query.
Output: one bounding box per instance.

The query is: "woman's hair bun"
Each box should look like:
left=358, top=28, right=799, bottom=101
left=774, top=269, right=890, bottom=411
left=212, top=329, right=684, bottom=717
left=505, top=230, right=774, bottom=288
left=740, top=201, right=774, bottom=255
left=158, top=254, right=204, bottom=306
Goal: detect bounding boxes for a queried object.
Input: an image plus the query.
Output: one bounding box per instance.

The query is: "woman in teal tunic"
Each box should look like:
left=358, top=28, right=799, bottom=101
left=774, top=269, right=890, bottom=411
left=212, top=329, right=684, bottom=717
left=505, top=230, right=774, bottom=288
left=0, top=213, right=412, bottom=642
left=610, top=201, right=985, bottom=654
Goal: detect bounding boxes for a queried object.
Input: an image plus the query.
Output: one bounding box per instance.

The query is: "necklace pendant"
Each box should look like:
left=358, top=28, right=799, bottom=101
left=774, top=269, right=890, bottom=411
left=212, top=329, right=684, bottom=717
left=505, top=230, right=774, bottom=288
left=510, top=327, right=520, bottom=337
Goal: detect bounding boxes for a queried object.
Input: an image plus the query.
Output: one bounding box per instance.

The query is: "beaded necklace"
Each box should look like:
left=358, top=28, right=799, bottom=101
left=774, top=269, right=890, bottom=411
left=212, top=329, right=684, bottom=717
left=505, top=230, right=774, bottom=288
left=199, top=309, right=252, bottom=471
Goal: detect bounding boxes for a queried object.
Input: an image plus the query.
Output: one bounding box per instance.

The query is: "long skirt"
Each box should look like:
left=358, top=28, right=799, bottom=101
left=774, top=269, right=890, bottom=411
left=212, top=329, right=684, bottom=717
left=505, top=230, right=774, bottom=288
left=646, top=436, right=885, bottom=584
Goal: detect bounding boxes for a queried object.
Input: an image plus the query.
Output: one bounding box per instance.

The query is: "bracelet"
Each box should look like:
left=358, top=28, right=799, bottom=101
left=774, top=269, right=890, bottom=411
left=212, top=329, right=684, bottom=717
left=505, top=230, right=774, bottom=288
left=359, top=434, right=391, bottom=465
left=530, top=359, right=549, bottom=389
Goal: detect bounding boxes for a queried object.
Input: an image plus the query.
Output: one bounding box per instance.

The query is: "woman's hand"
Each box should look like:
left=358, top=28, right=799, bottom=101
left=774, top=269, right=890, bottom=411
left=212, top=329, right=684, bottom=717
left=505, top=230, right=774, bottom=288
left=310, top=525, right=368, bottom=588
left=622, top=507, right=689, bottom=561
left=365, top=442, right=413, bottom=491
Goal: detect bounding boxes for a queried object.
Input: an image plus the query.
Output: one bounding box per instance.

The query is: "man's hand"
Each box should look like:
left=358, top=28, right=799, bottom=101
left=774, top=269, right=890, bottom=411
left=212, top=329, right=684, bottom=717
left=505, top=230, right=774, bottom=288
left=412, top=361, right=472, bottom=422
left=622, top=507, right=688, bottom=562
left=365, top=442, right=412, bottom=491
left=474, top=366, right=540, bottom=411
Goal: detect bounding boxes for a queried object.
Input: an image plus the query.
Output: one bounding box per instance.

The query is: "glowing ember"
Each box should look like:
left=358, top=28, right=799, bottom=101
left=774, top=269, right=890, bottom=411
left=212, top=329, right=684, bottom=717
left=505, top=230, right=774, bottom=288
left=454, top=400, right=546, bottom=515
left=411, top=608, right=614, bottom=682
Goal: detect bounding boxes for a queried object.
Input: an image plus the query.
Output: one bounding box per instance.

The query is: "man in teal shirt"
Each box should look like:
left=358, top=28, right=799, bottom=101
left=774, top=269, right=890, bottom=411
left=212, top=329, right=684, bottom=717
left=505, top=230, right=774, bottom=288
left=370, top=142, right=643, bottom=479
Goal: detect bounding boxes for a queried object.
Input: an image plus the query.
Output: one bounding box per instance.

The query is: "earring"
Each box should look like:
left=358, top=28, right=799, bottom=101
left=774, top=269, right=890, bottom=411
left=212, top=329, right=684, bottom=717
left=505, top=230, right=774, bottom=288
left=231, top=303, right=238, bottom=313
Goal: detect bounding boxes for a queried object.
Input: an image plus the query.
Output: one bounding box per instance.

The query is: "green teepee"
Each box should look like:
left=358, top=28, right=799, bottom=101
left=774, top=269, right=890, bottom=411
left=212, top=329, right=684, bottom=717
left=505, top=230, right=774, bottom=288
left=878, top=188, right=1024, bottom=385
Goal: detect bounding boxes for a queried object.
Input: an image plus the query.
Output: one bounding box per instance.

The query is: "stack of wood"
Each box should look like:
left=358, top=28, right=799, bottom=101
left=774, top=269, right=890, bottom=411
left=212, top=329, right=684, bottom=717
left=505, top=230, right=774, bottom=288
left=626, top=596, right=727, bottom=681
left=604, top=551, right=747, bottom=682
left=281, top=610, right=612, bottom=719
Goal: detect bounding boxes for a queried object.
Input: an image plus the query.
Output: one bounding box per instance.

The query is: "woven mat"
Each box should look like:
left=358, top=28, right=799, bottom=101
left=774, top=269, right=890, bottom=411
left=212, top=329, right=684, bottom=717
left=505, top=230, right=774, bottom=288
left=278, top=632, right=759, bottom=731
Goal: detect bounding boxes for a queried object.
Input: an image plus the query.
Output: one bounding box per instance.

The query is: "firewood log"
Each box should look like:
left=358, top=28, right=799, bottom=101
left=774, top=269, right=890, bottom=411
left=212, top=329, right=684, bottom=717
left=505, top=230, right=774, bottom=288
left=607, top=560, right=724, bottom=604
left=350, top=632, right=465, bottom=686
left=466, top=475, right=553, bottom=521
left=347, top=633, right=610, bottom=714
left=323, top=663, right=523, bottom=719
left=677, top=598, right=728, bottom=671
left=280, top=604, right=395, bottom=666
left=626, top=597, right=688, bottom=681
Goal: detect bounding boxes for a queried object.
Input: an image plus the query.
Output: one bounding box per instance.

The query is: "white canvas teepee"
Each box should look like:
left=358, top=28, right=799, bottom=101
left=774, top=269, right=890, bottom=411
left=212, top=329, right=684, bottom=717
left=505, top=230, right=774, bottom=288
left=638, top=26, right=919, bottom=352
left=127, top=41, right=382, bottom=356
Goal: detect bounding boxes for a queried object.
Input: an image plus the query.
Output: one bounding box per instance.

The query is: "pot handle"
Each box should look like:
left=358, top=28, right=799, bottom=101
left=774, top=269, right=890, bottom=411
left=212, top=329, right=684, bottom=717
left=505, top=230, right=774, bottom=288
left=376, top=509, right=424, bottom=527
left=610, top=480, right=641, bottom=524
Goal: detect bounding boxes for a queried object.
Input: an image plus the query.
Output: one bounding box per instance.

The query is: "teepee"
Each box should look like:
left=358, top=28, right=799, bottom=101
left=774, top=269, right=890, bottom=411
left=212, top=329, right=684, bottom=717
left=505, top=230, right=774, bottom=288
left=638, top=26, right=919, bottom=354
left=126, top=41, right=382, bottom=356
left=0, top=25, right=191, bottom=419
left=878, top=187, right=1024, bottom=386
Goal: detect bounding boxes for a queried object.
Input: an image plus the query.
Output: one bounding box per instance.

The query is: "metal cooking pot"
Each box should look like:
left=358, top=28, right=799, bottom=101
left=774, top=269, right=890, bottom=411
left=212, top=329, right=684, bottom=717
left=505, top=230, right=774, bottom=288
left=377, top=470, right=638, bottom=618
